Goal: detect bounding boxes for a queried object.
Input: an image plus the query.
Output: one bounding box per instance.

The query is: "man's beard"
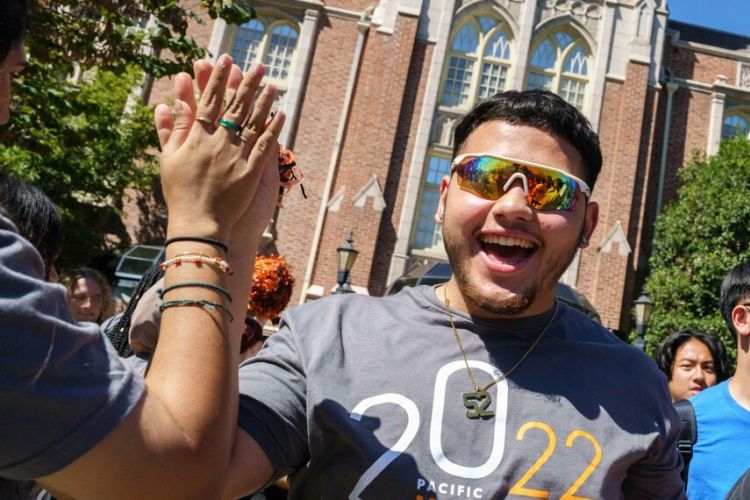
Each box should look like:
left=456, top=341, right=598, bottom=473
left=442, top=219, right=585, bottom=317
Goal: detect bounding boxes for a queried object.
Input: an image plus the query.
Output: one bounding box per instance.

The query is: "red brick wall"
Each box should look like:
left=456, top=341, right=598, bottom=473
left=667, top=45, right=738, bottom=85
left=272, top=13, right=361, bottom=303
left=369, top=39, right=433, bottom=296
left=304, top=14, right=421, bottom=296
left=577, top=61, right=652, bottom=330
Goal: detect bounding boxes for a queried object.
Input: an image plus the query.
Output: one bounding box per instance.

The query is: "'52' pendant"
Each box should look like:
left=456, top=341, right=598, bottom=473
left=462, top=389, right=495, bottom=419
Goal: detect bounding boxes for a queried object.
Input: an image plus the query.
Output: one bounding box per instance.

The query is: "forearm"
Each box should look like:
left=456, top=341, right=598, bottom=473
left=139, top=223, right=267, bottom=491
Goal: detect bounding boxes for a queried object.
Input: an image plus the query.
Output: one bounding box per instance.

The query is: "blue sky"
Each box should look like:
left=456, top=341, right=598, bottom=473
left=668, top=0, right=750, bottom=37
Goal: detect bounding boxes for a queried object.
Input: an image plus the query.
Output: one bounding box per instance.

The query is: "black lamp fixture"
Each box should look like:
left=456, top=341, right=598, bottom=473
left=334, top=231, right=359, bottom=294
left=633, top=289, right=654, bottom=351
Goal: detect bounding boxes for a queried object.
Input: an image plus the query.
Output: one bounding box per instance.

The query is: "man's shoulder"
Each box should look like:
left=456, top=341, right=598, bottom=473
left=557, top=302, right=638, bottom=349
left=285, top=285, right=431, bottom=322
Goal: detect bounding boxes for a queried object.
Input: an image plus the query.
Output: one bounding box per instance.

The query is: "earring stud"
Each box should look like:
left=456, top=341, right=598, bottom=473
left=437, top=211, right=444, bottom=221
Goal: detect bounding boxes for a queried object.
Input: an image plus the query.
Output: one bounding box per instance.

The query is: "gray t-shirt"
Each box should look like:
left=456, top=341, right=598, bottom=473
left=0, top=215, right=144, bottom=479
left=238, top=286, right=684, bottom=498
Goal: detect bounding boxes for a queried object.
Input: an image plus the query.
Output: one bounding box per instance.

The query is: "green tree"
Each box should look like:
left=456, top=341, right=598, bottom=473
left=0, top=0, right=253, bottom=267
left=643, top=137, right=750, bottom=362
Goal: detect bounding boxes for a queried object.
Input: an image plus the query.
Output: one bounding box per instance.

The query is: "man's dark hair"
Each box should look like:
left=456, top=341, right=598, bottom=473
left=0, top=0, right=27, bottom=62
left=720, top=261, right=750, bottom=340
left=0, top=175, right=63, bottom=277
left=653, top=329, right=731, bottom=383
left=453, top=90, right=603, bottom=188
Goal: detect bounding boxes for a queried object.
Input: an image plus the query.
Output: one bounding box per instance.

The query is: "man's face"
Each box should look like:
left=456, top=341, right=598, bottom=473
left=668, top=339, right=717, bottom=402
left=69, top=277, right=104, bottom=323
left=0, top=40, right=27, bottom=125
left=438, top=121, right=598, bottom=318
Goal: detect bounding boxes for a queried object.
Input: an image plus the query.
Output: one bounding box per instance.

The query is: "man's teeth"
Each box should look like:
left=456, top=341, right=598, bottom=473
left=481, top=235, right=534, bottom=248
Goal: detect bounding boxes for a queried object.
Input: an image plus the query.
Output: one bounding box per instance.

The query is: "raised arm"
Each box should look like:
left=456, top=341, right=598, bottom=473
left=35, top=56, right=283, bottom=499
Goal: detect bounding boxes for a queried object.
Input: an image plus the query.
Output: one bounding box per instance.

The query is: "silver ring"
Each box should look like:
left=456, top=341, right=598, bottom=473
left=196, top=116, right=214, bottom=125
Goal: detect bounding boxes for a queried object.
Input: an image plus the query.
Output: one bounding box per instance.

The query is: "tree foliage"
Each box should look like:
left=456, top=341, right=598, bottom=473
left=644, top=137, right=750, bottom=361
left=0, top=0, right=254, bottom=267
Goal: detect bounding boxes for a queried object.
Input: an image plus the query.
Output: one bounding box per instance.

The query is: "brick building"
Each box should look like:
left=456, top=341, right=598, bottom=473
left=140, top=0, right=750, bottom=331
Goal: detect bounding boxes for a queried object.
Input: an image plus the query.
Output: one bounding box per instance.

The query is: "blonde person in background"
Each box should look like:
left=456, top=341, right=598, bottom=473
left=61, top=267, right=116, bottom=324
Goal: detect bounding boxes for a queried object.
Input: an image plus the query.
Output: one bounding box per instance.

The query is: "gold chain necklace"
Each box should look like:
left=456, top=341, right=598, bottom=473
left=441, top=288, right=558, bottom=419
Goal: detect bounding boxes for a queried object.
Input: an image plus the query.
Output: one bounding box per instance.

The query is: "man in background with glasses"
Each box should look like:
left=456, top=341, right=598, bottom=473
left=225, top=90, right=684, bottom=498
left=686, top=262, right=750, bottom=497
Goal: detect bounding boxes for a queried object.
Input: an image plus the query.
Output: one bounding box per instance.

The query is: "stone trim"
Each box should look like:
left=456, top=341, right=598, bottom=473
left=387, top=0, right=456, bottom=286
left=668, top=38, right=750, bottom=63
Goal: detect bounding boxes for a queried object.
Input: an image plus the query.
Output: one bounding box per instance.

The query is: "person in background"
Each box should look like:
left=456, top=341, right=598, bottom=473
left=654, top=329, right=730, bottom=402
left=0, top=177, right=63, bottom=500
left=0, top=175, right=63, bottom=282
left=687, top=262, right=750, bottom=497
left=61, top=267, right=115, bottom=324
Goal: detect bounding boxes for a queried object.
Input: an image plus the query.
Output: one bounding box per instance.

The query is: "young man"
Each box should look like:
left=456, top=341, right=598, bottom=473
left=687, top=262, right=750, bottom=497
left=226, top=91, right=685, bottom=498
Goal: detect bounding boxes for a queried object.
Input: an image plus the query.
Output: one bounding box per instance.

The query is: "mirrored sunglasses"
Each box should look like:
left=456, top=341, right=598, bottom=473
left=451, top=153, right=591, bottom=211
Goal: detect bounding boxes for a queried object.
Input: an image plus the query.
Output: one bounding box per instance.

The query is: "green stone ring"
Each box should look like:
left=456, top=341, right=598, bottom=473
left=218, top=118, right=242, bottom=131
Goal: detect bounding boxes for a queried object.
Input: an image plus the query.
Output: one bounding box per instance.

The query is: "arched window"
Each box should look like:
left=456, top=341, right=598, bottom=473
left=411, top=14, right=513, bottom=254
left=230, top=17, right=299, bottom=86
left=722, top=112, right=750, bottom=139
left=440, top=15, right=513, bottom=108
left=526, top=30, right=591, bottom=110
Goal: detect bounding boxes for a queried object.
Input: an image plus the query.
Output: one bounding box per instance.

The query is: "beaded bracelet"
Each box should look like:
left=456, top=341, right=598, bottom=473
left=165, top=236, right=229, bottom=254
left=159, top=299, right=234, bottom=322
left=157, top=281, right=233, bottom=303
left=160, top=253, right=233, bottom=275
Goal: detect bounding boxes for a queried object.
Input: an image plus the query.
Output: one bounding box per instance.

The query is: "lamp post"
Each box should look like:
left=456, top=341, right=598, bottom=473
left=633, top=290, right=654, bottom=351
left=334, top=232, right=359, bottom=294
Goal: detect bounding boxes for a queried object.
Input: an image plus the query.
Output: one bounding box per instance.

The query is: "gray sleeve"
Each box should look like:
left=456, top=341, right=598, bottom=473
left=0, top=216, right=145, bottom=480
left=622, top=377, right=686, bottom=499
left=237, top=317, right=309, bottom=477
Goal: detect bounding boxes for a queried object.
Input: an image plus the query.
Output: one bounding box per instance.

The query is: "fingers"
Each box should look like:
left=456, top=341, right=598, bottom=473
left=173, top=72, right=197, bottom=118
left=224, top=64, right=244, bottom=111
left=194, top=59, right=213, bottom=96
left=233, top=112, right=286, bottom=240
left=161, top=100, right=194, bottom=155
left=221, top=63, right=266, bottom=142
left=195, top=54, right=233, bottom=124
left=154, top=104, right=174, bottom=149
left=246, top=111, right=286, bottom=183
left=238, top=83, right=276, bottom=148
left=157, top=72, right=193, bottom=148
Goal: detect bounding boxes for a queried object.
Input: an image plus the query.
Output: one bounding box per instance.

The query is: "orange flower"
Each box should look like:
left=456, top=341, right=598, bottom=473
left=248, top=255, right=295, bottom=320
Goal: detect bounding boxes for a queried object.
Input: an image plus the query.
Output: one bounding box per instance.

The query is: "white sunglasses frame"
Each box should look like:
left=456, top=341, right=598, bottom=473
left=451, top=153, right=591, bottom=199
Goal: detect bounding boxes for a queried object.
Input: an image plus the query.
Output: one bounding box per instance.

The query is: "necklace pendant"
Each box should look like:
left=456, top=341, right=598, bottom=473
left=462, top=389, right=495, bottom=419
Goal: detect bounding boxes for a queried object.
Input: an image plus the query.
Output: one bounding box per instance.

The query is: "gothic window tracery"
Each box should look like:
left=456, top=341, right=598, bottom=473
left=526, top=29, right=591, bottom=110
left=230, top=16, right=299, bottom=88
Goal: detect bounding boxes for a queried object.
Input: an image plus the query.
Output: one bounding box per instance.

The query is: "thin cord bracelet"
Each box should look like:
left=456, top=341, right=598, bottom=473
left=159, top=299, right=234, bottom=322
left=160, top=254, right=233, bottom=275
left=165, top=236, right=229, bottom=254
left=158, top=282, right=233, bottom=303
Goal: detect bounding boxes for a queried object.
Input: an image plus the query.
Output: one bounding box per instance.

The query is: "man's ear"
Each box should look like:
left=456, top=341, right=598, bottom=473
left=732, top=303, right=750, bottom=338
left=435, top=175, right=451, bottom=224
left=580, top=200, right=599, bottom=249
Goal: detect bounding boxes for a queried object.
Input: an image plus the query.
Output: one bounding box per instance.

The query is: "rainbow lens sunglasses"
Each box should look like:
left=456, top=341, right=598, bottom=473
left=451, top=153, right=591, bottom=211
